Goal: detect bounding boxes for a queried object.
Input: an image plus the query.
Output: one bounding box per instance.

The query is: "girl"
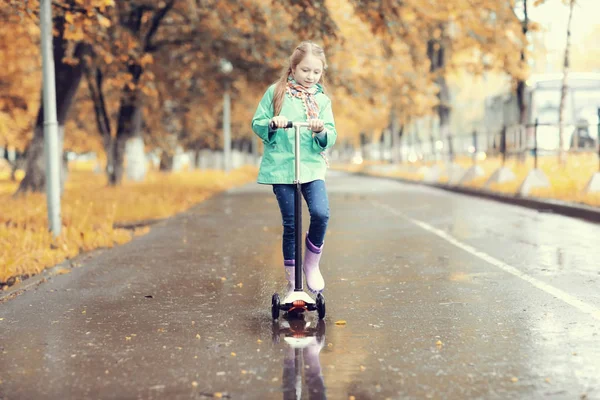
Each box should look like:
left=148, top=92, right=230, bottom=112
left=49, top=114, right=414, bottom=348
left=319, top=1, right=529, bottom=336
left=251, top=41, right=337, bottom=296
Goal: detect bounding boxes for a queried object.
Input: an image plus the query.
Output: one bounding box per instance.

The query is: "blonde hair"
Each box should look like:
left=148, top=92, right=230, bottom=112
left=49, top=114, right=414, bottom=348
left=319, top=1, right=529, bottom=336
left=272, top=41, right=328, bottom=116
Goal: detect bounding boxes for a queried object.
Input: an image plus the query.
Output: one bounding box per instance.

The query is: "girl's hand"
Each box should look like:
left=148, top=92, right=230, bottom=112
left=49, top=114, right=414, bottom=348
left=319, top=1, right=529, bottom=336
left=308, top=119, right=325, bottom=133
left=270, top=116, right=289, bottom=129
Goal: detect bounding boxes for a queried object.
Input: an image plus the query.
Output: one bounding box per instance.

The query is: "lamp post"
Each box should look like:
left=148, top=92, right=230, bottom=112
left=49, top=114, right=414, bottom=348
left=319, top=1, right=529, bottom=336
left=220, top=59, right=233, bottom=173
left=40, top=0, right=61, bottom=237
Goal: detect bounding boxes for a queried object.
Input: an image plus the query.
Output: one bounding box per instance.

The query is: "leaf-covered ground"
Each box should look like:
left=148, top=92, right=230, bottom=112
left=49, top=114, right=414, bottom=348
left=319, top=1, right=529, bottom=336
left=0, top=162, right=257, bottom=286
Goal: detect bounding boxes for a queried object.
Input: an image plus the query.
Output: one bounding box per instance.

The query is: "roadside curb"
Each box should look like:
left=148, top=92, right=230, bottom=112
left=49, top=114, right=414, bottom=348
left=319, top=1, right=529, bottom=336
left=0, top=219, right=166, bottom=302
left=350, top=171, right=600, bottom=224
left=0, top=253, right=100, bottom=303
left=0, top=244, right=122, bottom=303
left=113, top=218, right=164, bottom=230
left=0, top=178, right=252, bottom=302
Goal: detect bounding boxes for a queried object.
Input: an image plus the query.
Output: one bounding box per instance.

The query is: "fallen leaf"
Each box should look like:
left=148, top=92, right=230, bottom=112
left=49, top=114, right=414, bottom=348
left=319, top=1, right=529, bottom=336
left=511, top=377, right=519, bottom=382
left=214, top=393, right=223, bottom=399
left=54, top=268, right=71, bottom=275
left=231, top=352, right=236, bottom=357
left=360, top=365, right=366, bottom=372
left=335, top=320, right=347, bottom=326
left=436, top=340, right=443, bottom=347
left=125, top=337, right=131, bottom=341
left=192, top=381, right=198, bottom=387
left=196, top=334, right=201, bottom=339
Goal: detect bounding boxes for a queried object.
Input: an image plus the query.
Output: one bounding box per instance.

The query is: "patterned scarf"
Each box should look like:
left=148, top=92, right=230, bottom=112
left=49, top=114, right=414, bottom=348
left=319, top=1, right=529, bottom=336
left=286, top=78, right=320, bottom=120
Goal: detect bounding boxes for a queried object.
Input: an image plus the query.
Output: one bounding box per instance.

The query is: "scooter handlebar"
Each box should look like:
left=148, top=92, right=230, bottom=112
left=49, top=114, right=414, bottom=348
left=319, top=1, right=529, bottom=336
left=269, top=121, right=310, bottom=129
left=270, top=121, right=293, bottom=129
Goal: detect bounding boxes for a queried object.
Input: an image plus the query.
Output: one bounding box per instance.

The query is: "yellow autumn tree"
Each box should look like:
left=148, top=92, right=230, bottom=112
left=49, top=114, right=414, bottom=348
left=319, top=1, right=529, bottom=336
left=0, top=9, right=41, bottom=151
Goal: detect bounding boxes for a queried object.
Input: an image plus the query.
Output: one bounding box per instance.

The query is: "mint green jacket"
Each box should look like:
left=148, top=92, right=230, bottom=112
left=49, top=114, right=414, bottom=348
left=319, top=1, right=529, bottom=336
left=251, top=83, right=337, bottom=184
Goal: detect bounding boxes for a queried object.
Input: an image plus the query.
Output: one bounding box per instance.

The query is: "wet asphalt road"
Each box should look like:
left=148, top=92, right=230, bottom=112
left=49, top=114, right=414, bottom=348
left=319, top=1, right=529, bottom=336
left=1, top=170, right=599, bottom=400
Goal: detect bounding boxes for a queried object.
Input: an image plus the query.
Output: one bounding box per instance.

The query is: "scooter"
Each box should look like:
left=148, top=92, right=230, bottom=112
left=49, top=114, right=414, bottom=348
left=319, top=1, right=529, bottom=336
left=270, top=121, right=326, bottom=320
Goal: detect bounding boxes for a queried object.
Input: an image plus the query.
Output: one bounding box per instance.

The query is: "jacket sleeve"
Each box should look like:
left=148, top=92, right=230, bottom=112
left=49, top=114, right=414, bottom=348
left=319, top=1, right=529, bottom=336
left=251, top=85, right=278, bottom=145
left=312, top=96, right=337, bottom=151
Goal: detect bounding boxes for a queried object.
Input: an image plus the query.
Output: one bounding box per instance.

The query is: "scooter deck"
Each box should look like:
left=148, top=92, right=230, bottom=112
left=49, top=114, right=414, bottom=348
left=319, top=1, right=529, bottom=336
left=282, top=291, right=315, bottom=305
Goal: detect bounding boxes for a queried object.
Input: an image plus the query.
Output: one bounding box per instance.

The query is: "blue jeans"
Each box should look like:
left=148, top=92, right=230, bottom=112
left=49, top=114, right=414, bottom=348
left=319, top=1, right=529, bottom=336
left=272, top=179, right=330, bottom=261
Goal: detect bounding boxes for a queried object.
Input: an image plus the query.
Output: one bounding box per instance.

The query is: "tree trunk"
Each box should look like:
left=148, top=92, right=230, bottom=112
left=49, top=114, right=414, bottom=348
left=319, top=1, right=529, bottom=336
left=16, top=18, right=90, bottom=194
left=110, top=94, right=144, bottom=185
left=437, top=77, right=451, bottom=138
left=157, top=135, right=178, bottom=173
left=159, top=152, right=174, bottom=171
left=10, top=164, right=17, bottom=181
left=558, top=0, right=575, bottom=165
left=241, top=138, right=251, bottom=156
left=516, top=0, right=529, bottom=163
left=516, top=0, right=529, bottom=127
left=390, top=108, right=400, bottom=164
left=397, top=125, right=404, bottom=163
left=85, top=65, right=115, bottom=178
left=437, top=74, right=452, bottom=161
left=108, top=62, right=144, bottom=186
left=427, top=25, right=452, bottom=162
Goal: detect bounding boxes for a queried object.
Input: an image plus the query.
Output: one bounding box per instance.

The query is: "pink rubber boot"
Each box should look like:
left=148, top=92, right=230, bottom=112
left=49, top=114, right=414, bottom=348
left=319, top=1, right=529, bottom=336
left=303, top=235, right=325, bottom=293
left=284, top=260, right=295, bottom=298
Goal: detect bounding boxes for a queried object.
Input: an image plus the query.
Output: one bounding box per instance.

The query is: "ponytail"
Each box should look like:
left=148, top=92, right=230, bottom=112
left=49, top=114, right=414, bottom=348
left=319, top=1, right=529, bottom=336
left=272, top=67, right=291, bottom=116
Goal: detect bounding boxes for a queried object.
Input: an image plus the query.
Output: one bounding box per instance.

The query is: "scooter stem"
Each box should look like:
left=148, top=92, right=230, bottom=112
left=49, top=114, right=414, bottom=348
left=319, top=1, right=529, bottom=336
left=292, top=122, right=310, bottom=184
left=292, top=122, right=310, bottom=291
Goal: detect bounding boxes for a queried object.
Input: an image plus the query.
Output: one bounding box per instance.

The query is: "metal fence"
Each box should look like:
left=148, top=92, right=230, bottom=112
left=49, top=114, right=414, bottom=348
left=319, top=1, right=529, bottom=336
left=335, top=117, right=600, bottom=175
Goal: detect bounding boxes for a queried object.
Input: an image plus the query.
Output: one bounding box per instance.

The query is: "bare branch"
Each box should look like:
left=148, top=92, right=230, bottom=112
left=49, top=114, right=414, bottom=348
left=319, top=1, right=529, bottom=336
left=143, top=0, right=176, bottom=52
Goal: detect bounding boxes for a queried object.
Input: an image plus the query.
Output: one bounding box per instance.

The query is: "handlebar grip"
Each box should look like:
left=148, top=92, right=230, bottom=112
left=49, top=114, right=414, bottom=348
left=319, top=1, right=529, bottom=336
left=270, top=121, right=294, bottom=129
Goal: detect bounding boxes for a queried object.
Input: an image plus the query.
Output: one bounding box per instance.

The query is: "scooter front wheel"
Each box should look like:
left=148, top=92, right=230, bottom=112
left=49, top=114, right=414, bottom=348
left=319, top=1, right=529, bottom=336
left=271, top=293, right=280, bottom=320
left=316, top=293, right=326, bottom=320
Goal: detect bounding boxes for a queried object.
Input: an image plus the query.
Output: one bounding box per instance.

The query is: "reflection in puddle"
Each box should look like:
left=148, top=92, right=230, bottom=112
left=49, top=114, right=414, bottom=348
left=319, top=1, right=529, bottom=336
left=272, top=316, right=327, bottom=399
